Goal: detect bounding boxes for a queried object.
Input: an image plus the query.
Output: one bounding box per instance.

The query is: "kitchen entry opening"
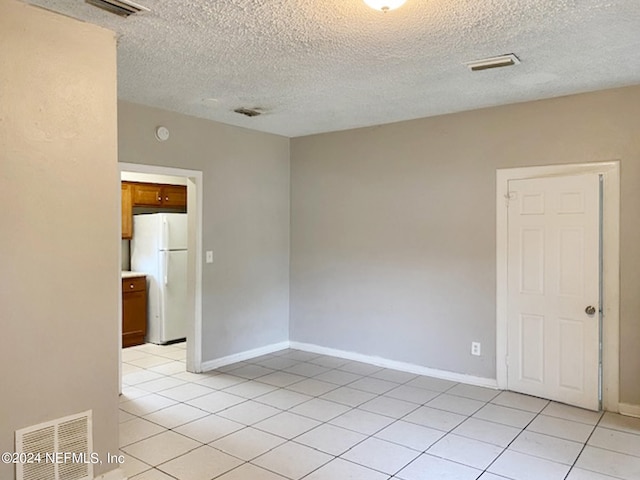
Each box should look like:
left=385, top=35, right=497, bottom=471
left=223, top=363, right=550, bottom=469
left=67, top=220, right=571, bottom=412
left=118, top=163, right=203, bottom=393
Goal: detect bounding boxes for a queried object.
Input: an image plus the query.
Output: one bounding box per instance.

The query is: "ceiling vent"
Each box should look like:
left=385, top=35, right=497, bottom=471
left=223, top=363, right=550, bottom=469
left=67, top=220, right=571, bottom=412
left=85, top=0, right=149, bottom=17
left=465, top=54, right=520, bottom=71
left=233, top=107, right=263, bottom=118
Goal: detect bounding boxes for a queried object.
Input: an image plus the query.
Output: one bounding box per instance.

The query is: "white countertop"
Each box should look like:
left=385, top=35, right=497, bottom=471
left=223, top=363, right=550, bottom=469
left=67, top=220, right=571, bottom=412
left=121, top=271, right=147, bottom=279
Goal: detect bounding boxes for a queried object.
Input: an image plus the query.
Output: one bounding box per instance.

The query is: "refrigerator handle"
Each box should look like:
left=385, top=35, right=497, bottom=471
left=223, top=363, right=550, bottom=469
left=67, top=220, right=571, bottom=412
left=157, top=276, right=163, bottom=321
left=164, top=251, right=169, bottom=285
left=162, top=217, right=169, bottom=250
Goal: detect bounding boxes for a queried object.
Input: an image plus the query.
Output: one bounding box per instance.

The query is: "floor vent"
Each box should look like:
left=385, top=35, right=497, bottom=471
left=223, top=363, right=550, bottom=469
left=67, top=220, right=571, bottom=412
left=15, top=411, right=93, bottom=480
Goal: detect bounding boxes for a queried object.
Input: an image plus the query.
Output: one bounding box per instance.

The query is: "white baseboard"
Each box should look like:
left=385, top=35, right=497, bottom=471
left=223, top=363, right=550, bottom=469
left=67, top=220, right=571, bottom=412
left=201, top=341, right=290, bottom=372
left=290, top=341, right=499, bottom=389
left=95, top=468, right=126, bottom=480
left=619, top=402, right=640, bottom=418
left=199, top=340, right=498, bottom=389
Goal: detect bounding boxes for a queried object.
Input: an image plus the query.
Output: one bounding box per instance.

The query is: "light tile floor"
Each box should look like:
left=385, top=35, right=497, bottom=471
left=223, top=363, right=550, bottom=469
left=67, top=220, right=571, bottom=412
left=120, top=344, right=640, bottom=480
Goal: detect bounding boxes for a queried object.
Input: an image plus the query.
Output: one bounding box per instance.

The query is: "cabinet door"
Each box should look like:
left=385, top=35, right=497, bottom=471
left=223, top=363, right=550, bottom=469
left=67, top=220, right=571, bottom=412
left=121, top=183, right=133, bottom=239
left=133, top=183, right=163, bottom=206
left=162, top=185, right=187, bottom=208
left=122, top=277, right=147, bottom=348
left=122, top=291, right=147, bottom=347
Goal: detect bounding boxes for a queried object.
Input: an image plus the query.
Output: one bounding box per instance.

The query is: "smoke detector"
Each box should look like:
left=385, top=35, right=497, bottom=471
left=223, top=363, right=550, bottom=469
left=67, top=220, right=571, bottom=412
left=465, top=54, right=520, bottom=72
left=85, top=0, right=149, bottom=17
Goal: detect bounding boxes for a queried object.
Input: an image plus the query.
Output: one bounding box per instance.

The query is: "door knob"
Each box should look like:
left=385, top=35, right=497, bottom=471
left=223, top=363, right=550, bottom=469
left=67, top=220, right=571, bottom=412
left=585, top=305, right=596, bottom=315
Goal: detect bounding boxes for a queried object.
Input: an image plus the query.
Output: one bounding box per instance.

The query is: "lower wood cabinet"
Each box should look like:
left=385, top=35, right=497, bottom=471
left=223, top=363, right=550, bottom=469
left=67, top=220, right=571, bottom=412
left=122, top=275, right=147, bottom=348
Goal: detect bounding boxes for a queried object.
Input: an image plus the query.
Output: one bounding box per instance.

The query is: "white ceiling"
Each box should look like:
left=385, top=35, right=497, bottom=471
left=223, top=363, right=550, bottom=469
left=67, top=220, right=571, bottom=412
left=26, top=0, right=640, bottom=137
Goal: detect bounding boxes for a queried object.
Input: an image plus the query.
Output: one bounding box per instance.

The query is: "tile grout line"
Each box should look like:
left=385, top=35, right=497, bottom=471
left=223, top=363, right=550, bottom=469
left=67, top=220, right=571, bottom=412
left=561, top=412, right=627, bottom=480
left=472, top=398, right=550, bottom=480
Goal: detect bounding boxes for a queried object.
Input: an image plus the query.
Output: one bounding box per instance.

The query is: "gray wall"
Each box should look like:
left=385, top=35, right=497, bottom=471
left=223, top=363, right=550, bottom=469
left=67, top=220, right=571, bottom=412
left=290, top=86, right=640, bottom=404
left=0, top=1, right=119, bottom=478
left=118, top=102, right=290, bottom=361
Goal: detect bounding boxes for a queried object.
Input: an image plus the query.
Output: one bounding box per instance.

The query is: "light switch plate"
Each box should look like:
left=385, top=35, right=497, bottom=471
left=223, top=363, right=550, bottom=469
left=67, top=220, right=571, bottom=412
left=205, top=251, right=213, bottom=263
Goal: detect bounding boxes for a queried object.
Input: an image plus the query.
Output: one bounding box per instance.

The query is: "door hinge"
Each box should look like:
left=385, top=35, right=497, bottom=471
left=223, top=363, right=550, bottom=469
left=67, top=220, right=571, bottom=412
left=505, top=355, right=509, bottom=367
left=505, top=192, right=516, bottom=207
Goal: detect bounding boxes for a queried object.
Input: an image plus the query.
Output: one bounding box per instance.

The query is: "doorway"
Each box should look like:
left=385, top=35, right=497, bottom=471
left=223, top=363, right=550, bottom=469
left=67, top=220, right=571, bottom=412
left=496, top=161, right=620, bottom=411
left=118, top=163, right=204, bottom=393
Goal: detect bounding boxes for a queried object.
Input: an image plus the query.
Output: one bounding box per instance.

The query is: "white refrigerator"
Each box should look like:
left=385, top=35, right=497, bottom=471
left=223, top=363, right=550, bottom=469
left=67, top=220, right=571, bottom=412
left=131, top=213, right=188, bottom=344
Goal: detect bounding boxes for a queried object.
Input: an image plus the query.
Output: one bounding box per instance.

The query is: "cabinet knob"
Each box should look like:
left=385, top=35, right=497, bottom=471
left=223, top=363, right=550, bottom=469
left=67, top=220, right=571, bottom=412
left=165, top=196, right=169, bottom=201
left=130, top=284, right=134, bottom=289
left=157, top=196, right=162, bottom=201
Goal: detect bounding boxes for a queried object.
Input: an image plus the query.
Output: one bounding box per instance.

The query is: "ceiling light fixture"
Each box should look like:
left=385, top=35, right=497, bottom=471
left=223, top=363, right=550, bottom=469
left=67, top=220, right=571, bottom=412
left=364, top=0, right=406, bottom=12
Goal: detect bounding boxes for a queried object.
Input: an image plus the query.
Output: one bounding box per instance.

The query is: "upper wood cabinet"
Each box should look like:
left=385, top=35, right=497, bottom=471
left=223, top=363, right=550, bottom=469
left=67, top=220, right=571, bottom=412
left=161, top=185, right=187, bottom=208
left=132, top=183, right=163, bottom=206
left=121, top=182, right=187, bottom=239
left=124, top=182, right=187, bottom=209
left=121, top=183, right=133, bottom=239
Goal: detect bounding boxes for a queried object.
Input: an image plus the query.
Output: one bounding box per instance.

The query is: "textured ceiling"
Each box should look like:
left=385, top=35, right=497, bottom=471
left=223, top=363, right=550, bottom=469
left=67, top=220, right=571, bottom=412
left=25, top=0, right=640, bottom=137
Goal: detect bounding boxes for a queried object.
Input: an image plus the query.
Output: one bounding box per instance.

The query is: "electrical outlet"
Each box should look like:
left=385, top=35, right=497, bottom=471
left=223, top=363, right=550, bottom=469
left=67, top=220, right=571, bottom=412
left=205, top=251, right=213, bottom=263
left=471, top=342, right=481, bottom=356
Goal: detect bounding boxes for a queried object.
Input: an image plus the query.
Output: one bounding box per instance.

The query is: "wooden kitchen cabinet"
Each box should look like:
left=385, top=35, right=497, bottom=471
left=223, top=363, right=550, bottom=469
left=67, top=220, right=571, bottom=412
left=122, top=275, right=147, bottom=347
left=129, top=182, right=187, bottom=209
left=121, top=181, right=186, bottom=238
left=121, top=183, right=133, bottom=239
left=161, top=184, right=187, bottom=207
left=132, top=182, right=163, bottom=206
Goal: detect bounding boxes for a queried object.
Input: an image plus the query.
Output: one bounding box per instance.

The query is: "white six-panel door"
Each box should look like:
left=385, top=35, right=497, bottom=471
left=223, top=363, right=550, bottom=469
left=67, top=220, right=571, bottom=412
left=507, top=173, right=600, bottom=410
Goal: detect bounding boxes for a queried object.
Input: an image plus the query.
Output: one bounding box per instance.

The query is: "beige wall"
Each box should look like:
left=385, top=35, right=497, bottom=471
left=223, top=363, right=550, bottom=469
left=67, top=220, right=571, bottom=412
left=290, top=86, right=640, bottom=405
left=118, top=102, right=290, bottom=361
left=0, top=1, right=120, bottom=478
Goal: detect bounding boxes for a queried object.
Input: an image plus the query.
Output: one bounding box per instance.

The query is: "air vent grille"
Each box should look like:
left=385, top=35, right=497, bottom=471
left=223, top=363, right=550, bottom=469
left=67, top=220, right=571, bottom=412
left=16, top=411, right=93, bottom=480
left=465, top=53, right=521, bottom=71
left=233, top=107, right=263, bottom=117
left=85, top=0, right=149, bottom=17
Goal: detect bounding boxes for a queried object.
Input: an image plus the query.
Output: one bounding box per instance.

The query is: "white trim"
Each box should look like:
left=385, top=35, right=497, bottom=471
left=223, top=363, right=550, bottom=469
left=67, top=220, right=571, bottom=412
left=118, top=163, right=204, bottom=374
left=201, top=340, right=499, bottom=389
left=291, top=342, right=499, bottom=389
left=201, top=341, right=291, bottom=372
left=496, top=161, right=620, bottom=411
left=95, top=468, right=127, bottom=480
left=117, top=175, right=123, bottom=394
left=619, top=403, right=640, bottom=419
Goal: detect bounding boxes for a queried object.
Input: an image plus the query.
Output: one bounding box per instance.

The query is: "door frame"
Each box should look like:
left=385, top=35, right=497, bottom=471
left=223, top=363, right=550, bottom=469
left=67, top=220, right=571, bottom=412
left=496, top=161, right=620, bottom=411
left=118, top=163, right=204, bottom=384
